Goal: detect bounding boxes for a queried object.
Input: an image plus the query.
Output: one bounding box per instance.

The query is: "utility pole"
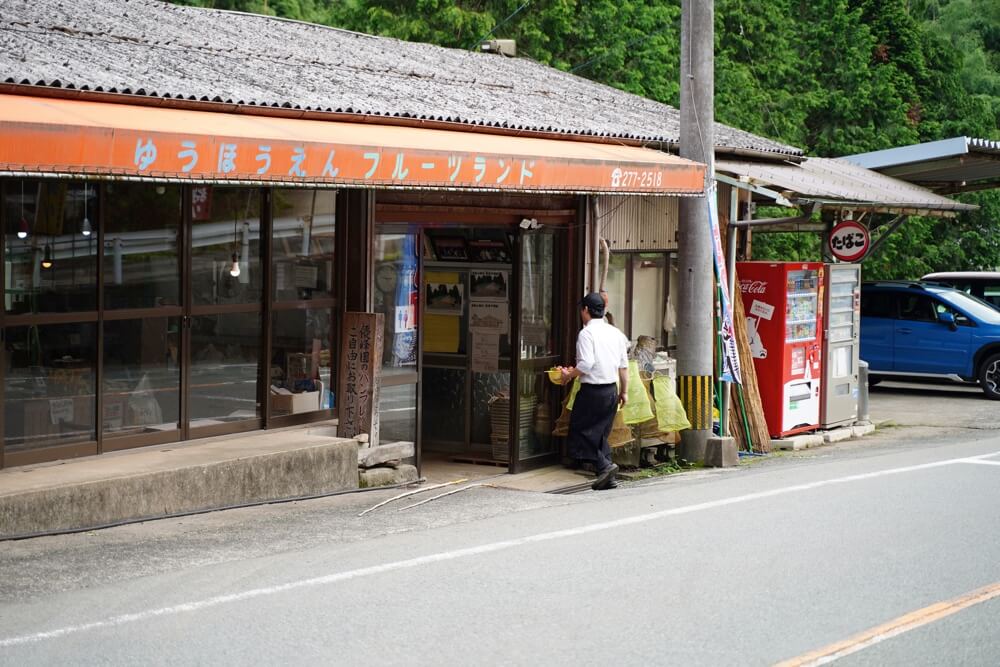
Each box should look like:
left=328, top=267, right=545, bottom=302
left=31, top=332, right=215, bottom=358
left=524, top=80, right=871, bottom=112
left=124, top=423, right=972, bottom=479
left=676, top=0, right=715, bottom=463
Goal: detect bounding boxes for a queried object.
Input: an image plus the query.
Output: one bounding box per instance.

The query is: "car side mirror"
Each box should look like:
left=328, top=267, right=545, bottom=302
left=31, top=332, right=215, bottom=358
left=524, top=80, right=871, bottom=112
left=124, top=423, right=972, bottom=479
left=939, top=311, right=958, bottom=331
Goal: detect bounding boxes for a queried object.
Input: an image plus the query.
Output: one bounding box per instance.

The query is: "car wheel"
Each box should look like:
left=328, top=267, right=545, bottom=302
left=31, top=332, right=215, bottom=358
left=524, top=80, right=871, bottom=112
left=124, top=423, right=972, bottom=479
left=979, top=353, right=1000, bottom=400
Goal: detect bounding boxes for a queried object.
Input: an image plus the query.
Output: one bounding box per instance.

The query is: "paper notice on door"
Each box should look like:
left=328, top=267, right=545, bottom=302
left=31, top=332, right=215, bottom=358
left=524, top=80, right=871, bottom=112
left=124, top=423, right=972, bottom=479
left=471, top=333, right=500, bottom=372
left=469, top=301, right=508, bottom=334
left=50, top=398, right=74, bottom=425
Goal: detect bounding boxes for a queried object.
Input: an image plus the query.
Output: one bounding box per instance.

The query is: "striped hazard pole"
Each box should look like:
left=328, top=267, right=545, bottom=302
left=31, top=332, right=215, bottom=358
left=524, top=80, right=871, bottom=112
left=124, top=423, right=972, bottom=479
left=677, top=375, right=713, bottom=431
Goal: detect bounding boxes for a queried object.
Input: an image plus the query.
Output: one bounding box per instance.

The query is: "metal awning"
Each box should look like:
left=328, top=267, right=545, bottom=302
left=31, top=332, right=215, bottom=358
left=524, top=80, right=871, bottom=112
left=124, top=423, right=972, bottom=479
left=844, top=137, right=1000, bottom=194
left=716, top=156, right=975, bottom=217
left=0, top=94, right=705, bottom=195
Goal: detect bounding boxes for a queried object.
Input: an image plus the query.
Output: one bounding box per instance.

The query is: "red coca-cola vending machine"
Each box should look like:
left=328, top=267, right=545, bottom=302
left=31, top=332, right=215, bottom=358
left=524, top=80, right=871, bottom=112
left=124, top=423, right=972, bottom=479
left=737, top=261, right=825, bottom=437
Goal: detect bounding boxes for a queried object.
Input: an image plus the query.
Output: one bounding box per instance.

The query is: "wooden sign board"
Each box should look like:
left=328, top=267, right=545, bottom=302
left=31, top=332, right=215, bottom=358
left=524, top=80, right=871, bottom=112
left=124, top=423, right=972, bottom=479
left=338, top=312, right=385, bottom=445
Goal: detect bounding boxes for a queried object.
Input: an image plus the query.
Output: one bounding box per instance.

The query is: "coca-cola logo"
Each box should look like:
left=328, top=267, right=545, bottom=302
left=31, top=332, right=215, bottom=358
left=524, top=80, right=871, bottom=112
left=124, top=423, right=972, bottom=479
left=740, top=279, right=767, bottom=294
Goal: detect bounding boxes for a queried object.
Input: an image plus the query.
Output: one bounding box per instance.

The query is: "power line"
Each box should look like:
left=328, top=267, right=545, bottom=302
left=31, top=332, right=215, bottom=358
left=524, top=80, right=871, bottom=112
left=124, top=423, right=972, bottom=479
left=468, top=1, right=532, bottom=50
left=570, top=24, right=672, bottom=74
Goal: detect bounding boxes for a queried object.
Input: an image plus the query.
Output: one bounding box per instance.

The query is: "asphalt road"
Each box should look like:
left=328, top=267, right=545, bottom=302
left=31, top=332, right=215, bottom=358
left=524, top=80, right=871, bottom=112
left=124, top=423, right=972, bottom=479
left=2, top=385, right=999, bottom=666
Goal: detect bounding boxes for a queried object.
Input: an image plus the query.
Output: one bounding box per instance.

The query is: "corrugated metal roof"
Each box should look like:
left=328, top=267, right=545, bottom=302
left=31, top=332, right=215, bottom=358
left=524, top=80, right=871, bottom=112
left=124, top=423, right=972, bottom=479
left=0, top=0, right=802, bottom=158
left=716, top=157, right=976, bottom=215
left=843, top=137, right=1000, bottom=194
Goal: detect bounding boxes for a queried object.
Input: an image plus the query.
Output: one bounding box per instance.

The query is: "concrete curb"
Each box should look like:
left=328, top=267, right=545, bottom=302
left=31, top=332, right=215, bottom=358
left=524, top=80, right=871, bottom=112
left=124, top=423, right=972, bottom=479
left=770, top=421, right=877, bottom=452
left=0, top=438, right=358, bottom=538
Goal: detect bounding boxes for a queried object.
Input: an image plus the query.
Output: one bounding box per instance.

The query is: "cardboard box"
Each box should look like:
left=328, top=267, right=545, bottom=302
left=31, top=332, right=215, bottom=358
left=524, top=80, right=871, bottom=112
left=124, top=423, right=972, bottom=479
left=271, top=389, right=321, bottom=415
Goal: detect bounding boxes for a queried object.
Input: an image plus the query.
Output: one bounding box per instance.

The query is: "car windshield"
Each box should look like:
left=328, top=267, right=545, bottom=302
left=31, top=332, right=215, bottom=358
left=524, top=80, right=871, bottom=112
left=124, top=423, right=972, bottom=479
left=934, top=289, right=1000, bottom=324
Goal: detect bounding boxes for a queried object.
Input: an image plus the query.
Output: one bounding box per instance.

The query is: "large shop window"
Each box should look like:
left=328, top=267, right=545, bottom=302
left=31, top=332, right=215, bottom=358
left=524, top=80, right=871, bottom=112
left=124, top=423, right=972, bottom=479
left=605, top=252, right=674, bottom=348
left=1, top=180, right=343, bottom=466
left=268, top=189, right=337, bottom=418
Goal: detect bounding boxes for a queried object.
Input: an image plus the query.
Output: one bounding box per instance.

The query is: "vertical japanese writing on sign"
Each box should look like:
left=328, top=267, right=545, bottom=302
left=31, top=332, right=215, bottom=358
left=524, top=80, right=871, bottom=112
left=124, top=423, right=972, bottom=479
left=338, top=312, right=384, bottom=444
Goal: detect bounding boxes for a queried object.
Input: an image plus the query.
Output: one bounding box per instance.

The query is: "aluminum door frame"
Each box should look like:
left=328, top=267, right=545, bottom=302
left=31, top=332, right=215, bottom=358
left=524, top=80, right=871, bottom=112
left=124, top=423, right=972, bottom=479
left=822, top=263, right=861, bottom=427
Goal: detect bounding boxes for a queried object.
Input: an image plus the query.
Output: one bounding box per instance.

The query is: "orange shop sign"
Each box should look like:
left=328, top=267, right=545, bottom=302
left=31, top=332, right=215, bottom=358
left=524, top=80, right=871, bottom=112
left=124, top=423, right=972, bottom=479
left=0, top=94, right=705, bottom=195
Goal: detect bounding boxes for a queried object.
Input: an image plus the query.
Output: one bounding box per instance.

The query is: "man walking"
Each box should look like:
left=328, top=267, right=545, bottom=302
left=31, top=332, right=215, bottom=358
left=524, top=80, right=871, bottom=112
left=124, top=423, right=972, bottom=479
left=559, top=292, right=629, bottom=490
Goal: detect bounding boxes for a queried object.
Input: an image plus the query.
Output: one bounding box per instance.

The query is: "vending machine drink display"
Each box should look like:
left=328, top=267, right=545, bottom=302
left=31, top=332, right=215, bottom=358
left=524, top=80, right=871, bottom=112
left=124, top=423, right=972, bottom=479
left=737, top=261, right=825, bottom=437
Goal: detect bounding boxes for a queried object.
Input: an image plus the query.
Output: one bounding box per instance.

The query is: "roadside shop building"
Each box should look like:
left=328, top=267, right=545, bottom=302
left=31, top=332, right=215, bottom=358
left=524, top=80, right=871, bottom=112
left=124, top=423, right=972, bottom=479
left=0, top=0, right=800, bottom=472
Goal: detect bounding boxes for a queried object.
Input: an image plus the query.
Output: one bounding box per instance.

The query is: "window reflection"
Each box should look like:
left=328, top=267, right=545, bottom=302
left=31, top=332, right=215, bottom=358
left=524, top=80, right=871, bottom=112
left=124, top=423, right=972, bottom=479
left=272, top=189, right=335, bottom=302
left=373, top=232, right=420, bottom=371
left=103, top=183, right=181, bottom=309
left=190, top=187, right=262, bottom=306
left=189, top=312, right=262, bottom=425
left=103, top=318, right=180, bottom=436
left=4, top=323, right=97, bottom=452
left=3, top=180, right=98, bottom=314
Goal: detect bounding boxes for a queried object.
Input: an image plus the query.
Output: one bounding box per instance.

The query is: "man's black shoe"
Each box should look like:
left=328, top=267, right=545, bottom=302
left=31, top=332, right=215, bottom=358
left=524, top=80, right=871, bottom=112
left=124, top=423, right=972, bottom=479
left=591, top=464, right=618, bottom=490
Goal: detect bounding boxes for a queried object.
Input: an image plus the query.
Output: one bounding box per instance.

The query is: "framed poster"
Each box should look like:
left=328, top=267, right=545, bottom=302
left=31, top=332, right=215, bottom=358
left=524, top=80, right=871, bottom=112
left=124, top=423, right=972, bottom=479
left=425, top=282, right=464, bottom=315
left=469, top=270, right=508, bottom=302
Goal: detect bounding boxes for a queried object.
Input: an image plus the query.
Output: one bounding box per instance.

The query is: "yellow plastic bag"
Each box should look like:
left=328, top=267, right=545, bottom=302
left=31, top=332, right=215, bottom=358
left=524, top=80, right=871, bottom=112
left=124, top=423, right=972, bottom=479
left=565, top=377, right=583, bottom=410
left=653, top=375, right=692, bottom=432
left=622, top=360, right=655, bottom=425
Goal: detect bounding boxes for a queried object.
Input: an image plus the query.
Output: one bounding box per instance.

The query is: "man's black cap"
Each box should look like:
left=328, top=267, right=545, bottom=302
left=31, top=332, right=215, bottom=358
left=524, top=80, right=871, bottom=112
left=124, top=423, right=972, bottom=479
left=580, top=292, right=606, bottom=317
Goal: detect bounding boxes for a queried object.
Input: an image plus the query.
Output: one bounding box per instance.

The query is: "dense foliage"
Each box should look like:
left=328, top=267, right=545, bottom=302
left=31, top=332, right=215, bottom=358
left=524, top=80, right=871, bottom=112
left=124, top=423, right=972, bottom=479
left=171, top=0, right=1000, bottom=276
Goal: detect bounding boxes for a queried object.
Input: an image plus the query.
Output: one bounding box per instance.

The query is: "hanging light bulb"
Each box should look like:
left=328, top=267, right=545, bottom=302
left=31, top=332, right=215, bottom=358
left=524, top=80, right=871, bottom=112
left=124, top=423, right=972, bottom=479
left=229, top=251, right=241, bottom=278
left=17, top=181, right=29, bottom=239
left=41, top=243, right=53, bottom=269
left=80, top=182, right=92, bottom=237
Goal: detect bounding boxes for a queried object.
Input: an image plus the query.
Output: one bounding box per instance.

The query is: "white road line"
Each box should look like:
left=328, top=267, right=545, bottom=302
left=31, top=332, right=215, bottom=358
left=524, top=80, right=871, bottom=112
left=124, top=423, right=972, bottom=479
left=959, top=459, right=1000, bottom=466
left=2, top=450, right=998, bottom=650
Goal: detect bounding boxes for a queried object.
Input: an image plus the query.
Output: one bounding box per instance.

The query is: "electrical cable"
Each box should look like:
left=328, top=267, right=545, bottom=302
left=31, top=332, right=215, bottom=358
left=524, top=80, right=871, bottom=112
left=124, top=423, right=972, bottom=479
left=468, top=1, right=532, bottom=51
left=0, top=477, right=428, bottom=543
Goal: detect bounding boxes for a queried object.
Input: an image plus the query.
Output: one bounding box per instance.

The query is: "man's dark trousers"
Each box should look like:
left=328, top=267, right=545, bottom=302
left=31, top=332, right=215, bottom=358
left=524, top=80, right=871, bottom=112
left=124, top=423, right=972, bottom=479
left=567, top=382, right=617, bottom=473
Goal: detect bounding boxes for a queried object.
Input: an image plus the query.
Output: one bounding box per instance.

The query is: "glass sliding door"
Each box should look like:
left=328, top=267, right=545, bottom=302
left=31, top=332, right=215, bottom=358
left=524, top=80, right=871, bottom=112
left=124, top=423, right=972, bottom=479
left=511, top=228, right=561, bottom=470
left=2, top=179, right=99, bottom=464
left=186, top=186, right=264, bottom=436
left=268, top=188, right=338, bottom=423
left=373, top=228, right=420, bottom=445
left=101, top=182, right=183, bottom=449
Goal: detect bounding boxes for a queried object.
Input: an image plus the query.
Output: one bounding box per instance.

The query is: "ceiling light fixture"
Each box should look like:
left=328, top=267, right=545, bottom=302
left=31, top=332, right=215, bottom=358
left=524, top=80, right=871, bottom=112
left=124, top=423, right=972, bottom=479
left=41, top=243, right=53, bottom=269
left=81, top=182, right=92, bottom=237
left=17, top=181, right=29, bottom=239
left=229, top=210, right=241, bottom=277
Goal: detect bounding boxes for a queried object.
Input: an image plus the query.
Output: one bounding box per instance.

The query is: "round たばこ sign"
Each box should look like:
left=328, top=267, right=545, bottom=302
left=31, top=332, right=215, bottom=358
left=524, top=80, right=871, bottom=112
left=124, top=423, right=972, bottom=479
left=828, top=220, right=870, bottom=262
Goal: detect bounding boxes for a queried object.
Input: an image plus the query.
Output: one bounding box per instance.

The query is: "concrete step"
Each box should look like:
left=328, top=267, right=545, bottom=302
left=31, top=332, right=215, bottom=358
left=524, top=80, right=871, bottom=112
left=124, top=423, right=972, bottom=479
left=0, top=428, right=358, bottom=539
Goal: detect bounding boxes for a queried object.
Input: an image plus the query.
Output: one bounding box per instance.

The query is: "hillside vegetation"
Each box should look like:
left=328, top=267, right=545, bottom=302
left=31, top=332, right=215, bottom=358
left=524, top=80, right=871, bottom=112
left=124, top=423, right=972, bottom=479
left=170, top=0, right=1000, bottom=276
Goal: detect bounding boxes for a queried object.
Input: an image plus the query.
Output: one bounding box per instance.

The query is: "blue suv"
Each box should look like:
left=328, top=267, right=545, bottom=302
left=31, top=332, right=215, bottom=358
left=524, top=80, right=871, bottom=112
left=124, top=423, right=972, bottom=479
left=861, top=281, right=1000, bottom=400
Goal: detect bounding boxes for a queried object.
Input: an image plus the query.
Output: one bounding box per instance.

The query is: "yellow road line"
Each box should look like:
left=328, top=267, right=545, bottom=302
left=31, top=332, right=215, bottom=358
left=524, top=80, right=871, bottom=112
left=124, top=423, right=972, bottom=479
left=775, top=581, right=1000, bottom=666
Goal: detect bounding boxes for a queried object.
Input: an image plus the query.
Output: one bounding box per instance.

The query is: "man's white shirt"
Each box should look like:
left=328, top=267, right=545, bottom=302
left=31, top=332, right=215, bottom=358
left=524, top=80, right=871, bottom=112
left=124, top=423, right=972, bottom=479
left=575, top=317, right=629, bottom=384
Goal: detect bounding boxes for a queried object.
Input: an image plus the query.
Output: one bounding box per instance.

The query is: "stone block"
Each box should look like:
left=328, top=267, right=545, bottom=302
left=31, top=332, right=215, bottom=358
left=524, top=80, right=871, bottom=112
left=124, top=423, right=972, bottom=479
left=611, top=440, right=640, bottom=467
left=852, top=422, right=876, bottom=437
left=359, top=464, right=418, bottom=489
left=822, top=427, right=854, bottom=444
left=358, top=441, right=415, bottom=468
left=771, top=433, right=824, bottom=451
left=704, top=436, right=738, bottom=467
